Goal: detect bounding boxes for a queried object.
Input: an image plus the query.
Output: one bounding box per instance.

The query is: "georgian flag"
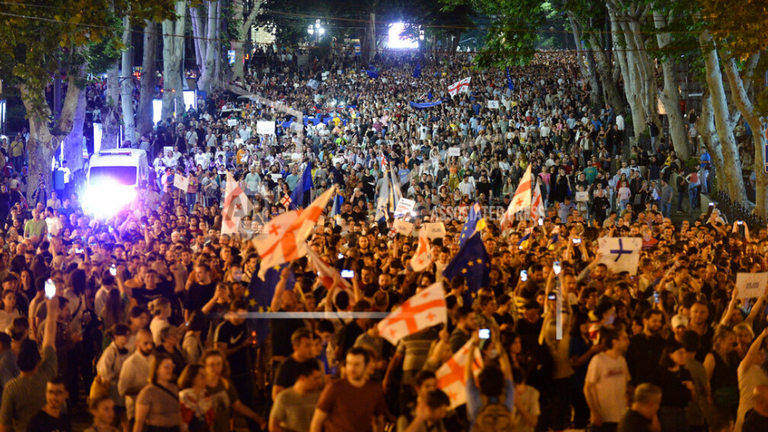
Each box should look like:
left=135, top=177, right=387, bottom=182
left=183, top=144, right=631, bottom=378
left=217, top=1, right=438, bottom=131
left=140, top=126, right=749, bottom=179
left=448, top=77, right=471, bottom=97
left=531, top=181, right=545, bottom=221
left=305, top=246, right=352, bottom=299
left=378, top=282, right=446, bottom=345
left=253, top=186, right=336, bottom=280
left=222, top=172, right=252, bottom=235
left=410, top=229, right=433, bottom=272
left=501, top=165, right=532, bottom=229
left=436, top=339, right=484, bottom=409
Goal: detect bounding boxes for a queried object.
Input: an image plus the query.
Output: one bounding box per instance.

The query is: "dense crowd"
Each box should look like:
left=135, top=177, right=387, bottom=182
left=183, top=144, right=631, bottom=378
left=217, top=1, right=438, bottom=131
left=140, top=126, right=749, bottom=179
left=0, top=47, right=764, bottom=432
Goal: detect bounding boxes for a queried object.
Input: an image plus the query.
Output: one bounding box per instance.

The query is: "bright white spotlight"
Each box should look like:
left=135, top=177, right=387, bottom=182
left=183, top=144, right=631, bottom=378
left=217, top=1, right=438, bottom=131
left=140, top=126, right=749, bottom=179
left=388, top=23, right=418, bottom=49
left=83, top=180, right=137, bottom=217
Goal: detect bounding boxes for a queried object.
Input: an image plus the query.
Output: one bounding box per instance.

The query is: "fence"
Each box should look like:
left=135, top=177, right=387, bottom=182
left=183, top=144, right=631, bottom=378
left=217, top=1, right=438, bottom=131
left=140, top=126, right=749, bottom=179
left=712, top=190, right=766, bottom=229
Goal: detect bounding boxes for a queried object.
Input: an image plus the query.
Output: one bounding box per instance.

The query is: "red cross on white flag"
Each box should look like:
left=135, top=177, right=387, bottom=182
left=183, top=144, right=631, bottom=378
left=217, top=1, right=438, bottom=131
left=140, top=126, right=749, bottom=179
left=436, top=340, right=484, bottom=409
left=501, top=164, right=532, bottom=230
left=378, top=282, right=446, bottom=345
left=280, top=195, right=292, bottom=208
left=410, top=229, right=433, bottom=272
left=222, top=172, right=252, bottom=235
left=253, top=186, right=336, bottom=280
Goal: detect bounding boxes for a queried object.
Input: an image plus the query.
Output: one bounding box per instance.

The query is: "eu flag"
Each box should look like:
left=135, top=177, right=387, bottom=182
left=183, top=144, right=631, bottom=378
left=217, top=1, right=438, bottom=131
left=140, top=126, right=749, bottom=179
left=459, top=203, right=486, bottom=249
left=413, top=64, right=422, bottom=78
left=506, top=67, right=514, bottom=91
left=443, top=232, right=490, bottom=305
left=364, top=67, right=379, bottom=79
left=246, top=262, right=296, bottom=345
left=289, top=161, right=313, bottom=209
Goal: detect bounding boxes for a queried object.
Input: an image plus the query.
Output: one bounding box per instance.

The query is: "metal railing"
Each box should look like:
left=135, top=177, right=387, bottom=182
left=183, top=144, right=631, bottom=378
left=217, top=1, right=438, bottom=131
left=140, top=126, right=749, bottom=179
left=713, top=190, right=766, bottom=229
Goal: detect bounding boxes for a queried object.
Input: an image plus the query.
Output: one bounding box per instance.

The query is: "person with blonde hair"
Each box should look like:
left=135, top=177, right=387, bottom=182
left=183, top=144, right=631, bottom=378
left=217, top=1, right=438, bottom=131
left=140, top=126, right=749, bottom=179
left=178, top=363, right=213, bottom=432
left=148, top=298, right=172, bottom=346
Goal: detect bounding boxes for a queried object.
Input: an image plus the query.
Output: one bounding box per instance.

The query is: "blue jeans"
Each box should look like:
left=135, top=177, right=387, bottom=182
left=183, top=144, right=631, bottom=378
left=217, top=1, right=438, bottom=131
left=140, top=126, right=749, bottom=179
left=662, top=202, right=671, bottom=218
left=186, top=193, right=196, bottom=212
left=689, top=185, right=699, bottom=210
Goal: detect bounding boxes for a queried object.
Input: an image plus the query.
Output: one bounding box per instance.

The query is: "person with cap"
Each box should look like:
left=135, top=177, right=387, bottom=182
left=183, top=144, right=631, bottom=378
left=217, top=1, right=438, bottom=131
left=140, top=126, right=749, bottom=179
left=0, top=297, right=58, bottom=432
left=671, top=314, right=689, bottom=344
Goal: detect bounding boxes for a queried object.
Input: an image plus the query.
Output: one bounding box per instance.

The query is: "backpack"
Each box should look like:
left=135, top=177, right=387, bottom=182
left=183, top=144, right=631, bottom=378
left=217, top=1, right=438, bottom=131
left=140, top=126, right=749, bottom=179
left=473, top=394, right=513, bottom=432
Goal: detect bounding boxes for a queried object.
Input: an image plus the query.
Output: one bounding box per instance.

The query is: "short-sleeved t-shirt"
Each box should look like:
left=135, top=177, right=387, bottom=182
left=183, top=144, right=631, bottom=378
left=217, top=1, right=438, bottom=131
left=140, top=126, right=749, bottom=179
left=274, top=357, right=314, bottom=390
left=214, top=321, right=249, bottom=376
left=0, top=345, right=57, bottom=432
left=132, top=283, right=175, bottom=308
left=270, top=387, right=320, bottom=432
left=184, top=282, right=216, bottom=312
left=585, top=352, right=630, bottom=423
left=26, top=409, right=72, bottom=432
left=316, top=379, right=387, bottom=432
left=207, top=378, right=239, bottom=432
left=136, top=383, right=180, bottom=427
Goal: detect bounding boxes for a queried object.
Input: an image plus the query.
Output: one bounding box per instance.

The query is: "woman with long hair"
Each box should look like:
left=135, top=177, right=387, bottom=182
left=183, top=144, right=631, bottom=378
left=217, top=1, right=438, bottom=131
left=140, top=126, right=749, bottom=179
left=653, top=339, right=697, bottom=432
left=201, top=349, right=266, bottom=432
left=133, top=354, right=181, bottom=432
left=100, top=289, right=127, bottom=348
left=705, top=325, right=740, bottom=420
left=178, top=363, right=214, bottom=432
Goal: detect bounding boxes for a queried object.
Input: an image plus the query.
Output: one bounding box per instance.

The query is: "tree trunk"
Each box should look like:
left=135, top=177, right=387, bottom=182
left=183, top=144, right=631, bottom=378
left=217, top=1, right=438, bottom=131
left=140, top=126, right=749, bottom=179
left=63, top=89, right=86, bottom=173
left=609, top=8, right=645, bottom=138
left=699, top=30, right=746, bottom=201
left=120, top=16, right=136, bottom=147
left=196, top=1, right=219, bottom=93
left=137, top=21, right=157, bottom=137
left=723, top=55, right=768, bottom=216
left=587, top=33, right=625, bottom=115
left=20, top=83, right=79, bottom=198
left=695, top=93, right=726, bottom=183
left=653, top=12, right=689, bottom=160
left=162, top=1, right=187, bottom=120
left=102, top=63, right=121, bottom=150
left=365, top=12, right=376, bottom=64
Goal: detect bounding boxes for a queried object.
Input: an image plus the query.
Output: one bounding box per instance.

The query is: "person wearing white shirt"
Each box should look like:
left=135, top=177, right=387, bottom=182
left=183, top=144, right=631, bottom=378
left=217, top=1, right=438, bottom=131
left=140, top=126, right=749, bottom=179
left=616, top=114, right=625, bottom=131
left=458, top=176, right=475, bottom=196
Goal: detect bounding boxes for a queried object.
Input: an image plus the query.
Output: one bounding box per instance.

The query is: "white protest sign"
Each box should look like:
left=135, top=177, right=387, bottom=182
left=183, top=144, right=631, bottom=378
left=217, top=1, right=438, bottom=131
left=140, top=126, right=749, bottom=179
left=487, top=100, right=500, bottom=109
left=270, top=173, right=282, bottom=182
left=424, top=222, right=446, bottom=239
left=394, top=198, right=416, bottom=218
left=256, top=121, right=276, bottom=135
left=597, top=237, right=642, bottom=275
left=735, top=272, right=768, bottom=299
left=163, top=146, right=173, bottom=156
left=448, top=147, right=461, bottom=157
left=575, top=191, right=589, bottom=202
left=227, top=119, right=238, bottom=127
left=173, top=175, right=190, bottom=192
left=393, top=220, right=414, bottom=236
left=291, top=153, right=302, bottom=162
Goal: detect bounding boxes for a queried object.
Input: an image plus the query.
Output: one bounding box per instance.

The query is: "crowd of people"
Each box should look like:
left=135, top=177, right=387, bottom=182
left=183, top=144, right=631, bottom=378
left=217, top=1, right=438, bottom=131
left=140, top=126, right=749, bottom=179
left=0, top=47, right=764, bottom=432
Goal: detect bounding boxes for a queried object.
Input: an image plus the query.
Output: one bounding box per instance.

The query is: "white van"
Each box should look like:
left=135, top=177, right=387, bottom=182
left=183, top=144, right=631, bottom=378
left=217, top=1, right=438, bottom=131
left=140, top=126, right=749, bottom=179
left=87, top=149, right=149, bottom=188
left=84, top=149, right=149, bottom=215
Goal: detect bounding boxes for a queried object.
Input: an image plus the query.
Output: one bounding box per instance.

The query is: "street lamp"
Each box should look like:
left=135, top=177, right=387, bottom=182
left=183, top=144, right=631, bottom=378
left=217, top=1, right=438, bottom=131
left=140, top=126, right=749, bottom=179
left=308, top=19, right=323, bottom=44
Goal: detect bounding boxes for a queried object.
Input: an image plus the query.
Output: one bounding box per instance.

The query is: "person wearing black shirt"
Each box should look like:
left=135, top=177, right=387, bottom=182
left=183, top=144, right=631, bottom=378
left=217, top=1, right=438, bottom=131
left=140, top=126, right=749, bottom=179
left=26, top=378, right=72, bottom=432
left=184, top=264, right=216, bottom=321
left=131, top=270, right=174, bottom=308
left=627, top=310, right=667, bottom=386
left=272, top=328, right=317, bottom=400
left=743, top=384, right=768, bottom=432
left=214, top=301, right=256, bottom=416
left=652, top=340, right=695, bottom=432
left=617, top=383, right=662, bottom=432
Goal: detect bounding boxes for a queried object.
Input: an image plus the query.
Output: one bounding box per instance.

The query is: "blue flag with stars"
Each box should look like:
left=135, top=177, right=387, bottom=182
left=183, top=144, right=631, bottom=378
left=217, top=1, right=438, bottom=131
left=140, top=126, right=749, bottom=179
left=459, top=203, right=486, bottom=249
left=246, top=262, right=296, bottom=345
left=413, top=64, right=422, bottom=78
left=290, top=161, right=313, bottom=210
left=443, top=231, right=490, bottom=305
left=506, top=67, right=514, bottom=91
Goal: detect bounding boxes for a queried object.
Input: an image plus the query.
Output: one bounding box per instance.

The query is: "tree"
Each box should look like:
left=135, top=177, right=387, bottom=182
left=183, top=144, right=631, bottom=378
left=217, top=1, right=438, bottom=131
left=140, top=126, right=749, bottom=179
left=190, top=1, right=223, bottom=93
left=162, top=1, right=187, bottom=121
left=120, top=17, right=136, bottom=147
left=232, top=0, right=264, bottom=80
left=137, top=21, right=158, bottom=137
left=0, top=0, right=177, bottom=197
